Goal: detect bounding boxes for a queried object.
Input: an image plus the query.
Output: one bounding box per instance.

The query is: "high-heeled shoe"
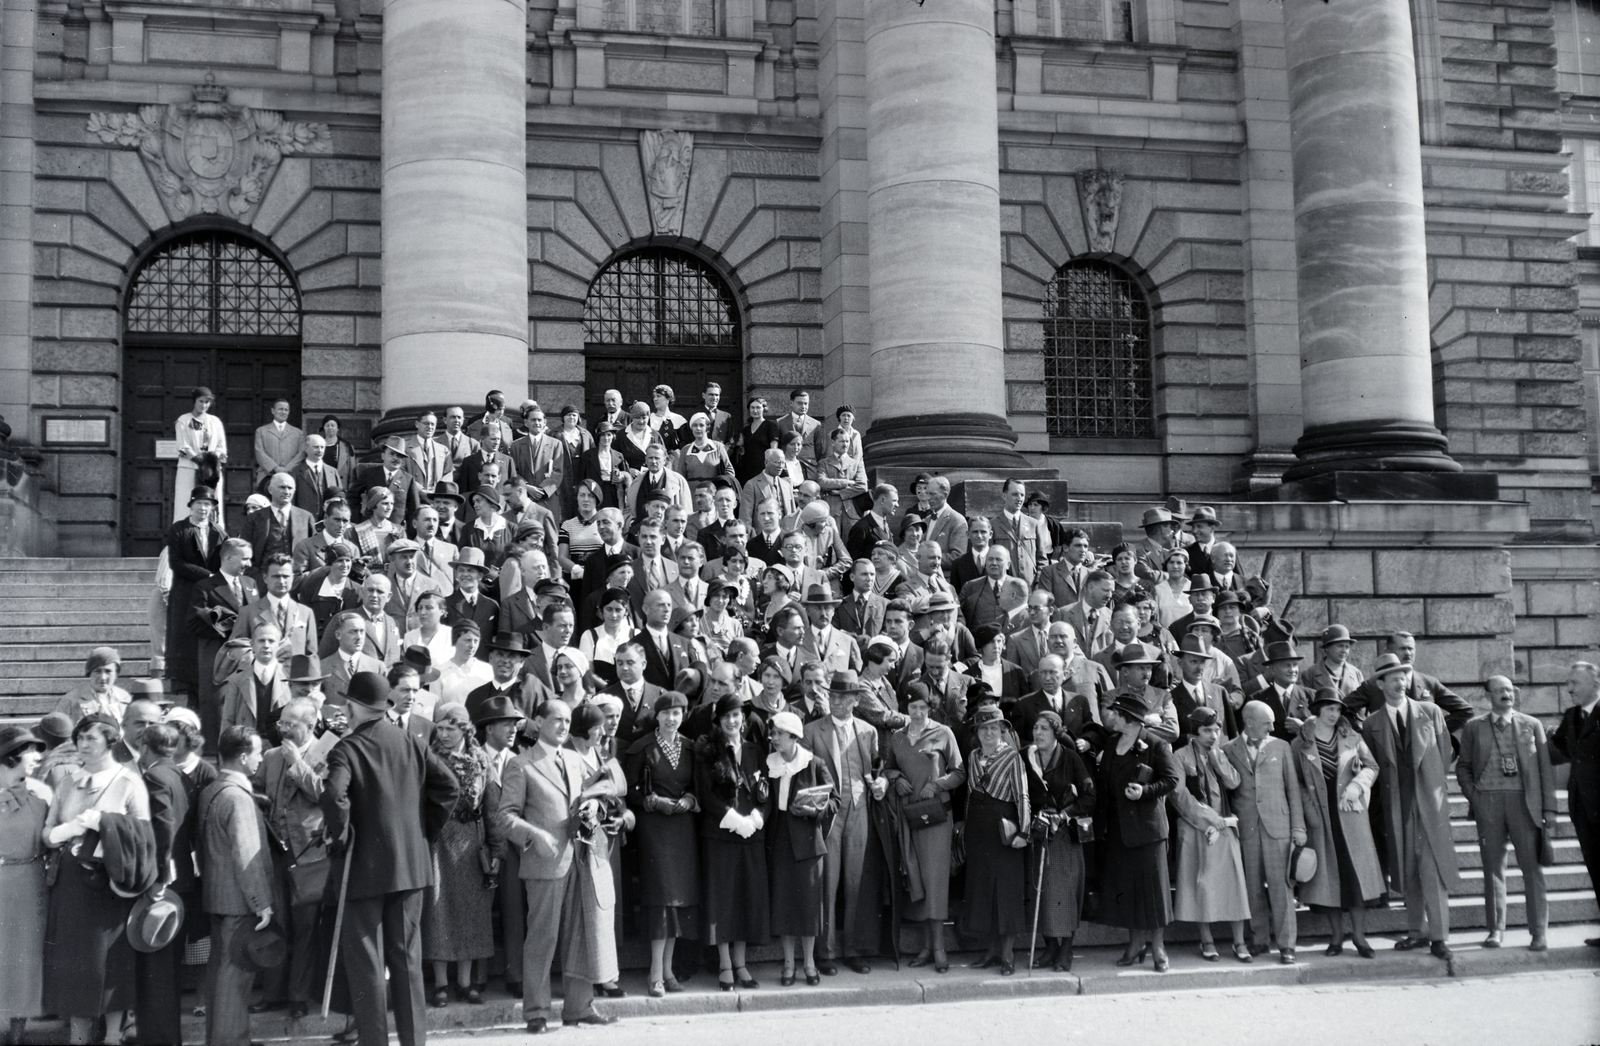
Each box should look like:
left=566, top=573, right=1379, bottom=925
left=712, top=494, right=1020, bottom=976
left=780, top=963, right=796, bottom=987
left=934, top=953, right=949, bottom=974
left=1325, top=938, right=1346, bottom=957
left=718, top=968, right=735, bottom=992
left=999, top=960, right=1015, bottom=976
left=1152, top=952, right=1169, bottom=973
left=967, top=954, right=1000, bottom=969
left=1353, top=941, right=1376, bottom=959
left=804, top=968, right=821, bottom=986
left=1231, top=942, right=1253, bottom=963
left=664, top=978, right=686, bottom=993
left=648, top=981, right=665, bottom=998
left=1116, top=944, right=1148, bottom=967
left=1199, top=943, right=1220, bottom=962
left=734, top=966, right=759, bottom=989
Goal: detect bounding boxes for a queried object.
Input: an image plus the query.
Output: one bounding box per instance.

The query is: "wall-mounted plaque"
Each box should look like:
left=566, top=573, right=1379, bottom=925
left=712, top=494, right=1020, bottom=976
left=43, top=416, right=110, bottom=446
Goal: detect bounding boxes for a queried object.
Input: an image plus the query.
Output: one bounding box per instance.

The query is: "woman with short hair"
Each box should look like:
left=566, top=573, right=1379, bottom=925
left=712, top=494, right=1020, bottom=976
left=624, top=692, right=701, bottom=997
left=884, top=682, right=964, bottom=973
left=0, top=726, right=50, bottom=1044
left=422, top=703, right=497, bottom=1007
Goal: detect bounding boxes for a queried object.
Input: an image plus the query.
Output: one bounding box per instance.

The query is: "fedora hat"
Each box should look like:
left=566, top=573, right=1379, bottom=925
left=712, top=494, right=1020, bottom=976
left=449, top=547, right=490, bottom=573
left=230, top=919, right=287, bottom=973
left=187, top=485, right=218, bottom=506
left=1186, top=613, right=1221, bottom=634
left=399, top=645, right=440, bottom=685
left=0, top=725, right=44, bottom=764
left=1189, top=505, right=1219, bottom=526
left=924, top=590, right=959, bottom=613
left=345, top=671, right=393, bottom=710
left=427, top=480, right=465, bottom=506
left=487, top=632, right=531, bottom=655
left=472, top=694, right=524, bottom=726
left=1320, top=624, right=1353, bottom=645
left=1177, top=633, right=1210, bottom=658
left=1112, top=643, right=1160, bottom=668
left=828, top=669, right=868, bottom=694
left=1371, top=652, right=1410, bottom=679
left=126, top=891, right=186, bottom=953
left=380, top=435, right=407, bottom=456
left=1290, top=844, right=1319, bottom=885
left=801, top=583, right=841, bottom=606
left=1140, top=507, right=1174, bottom=529
left=1263, top=641, right=1305, bottom=663
left=287, top=654, right=328, bottom=684
left=1187, top=574, right=1215, bottom=593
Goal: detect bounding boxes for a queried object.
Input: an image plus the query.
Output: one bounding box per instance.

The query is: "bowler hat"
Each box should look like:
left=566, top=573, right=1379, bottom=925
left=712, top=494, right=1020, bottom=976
left=801, top=584, right=841, bottom=606
left=427, top=481, right=465, bottom=506
left=1140, top=507, right=1174, bottom=529
left=1371, top=653, right=1410, bottom=679
left=449, top=547, right=490, bottom=573
left=230, top=919, right=287, bottom=972
left=399, top=645, right=440, bottom=685
left=472, top=695, right=524, bottom=726
left=126, top=891, right=186, bottom=953
left=344, top=671, right=393, bottom=710
left=287, top=654, right=328, bottom=683
left=1263, top=641, right=1305, bottom=663
left=487, top=632, right=530, bottom=656
left=1321, top=624, right=1353, bottom=645
left=0, top=725, right=44, bottom=764
left=380, top=435, right=408, bottom=456
left=187, top=485, right=217, bottom=506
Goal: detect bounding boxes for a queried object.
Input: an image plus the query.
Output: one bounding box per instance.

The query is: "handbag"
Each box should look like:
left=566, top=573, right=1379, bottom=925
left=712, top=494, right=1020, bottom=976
left=901, top=796, right=948, bottom=829
left=999, top=817, right=1020, bottom=846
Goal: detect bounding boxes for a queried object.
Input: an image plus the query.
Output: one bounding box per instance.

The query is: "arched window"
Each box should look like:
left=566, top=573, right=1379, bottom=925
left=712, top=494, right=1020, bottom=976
left=1043, top=259, right=1154, bottom=439
left=582, top=248, right=741, bottom=419
left=126, top=231, right=300, bottom=336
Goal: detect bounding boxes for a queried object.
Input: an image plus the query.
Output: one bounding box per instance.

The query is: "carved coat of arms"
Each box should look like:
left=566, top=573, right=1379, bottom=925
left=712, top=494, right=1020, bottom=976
left=639, top=129, right=694, bottom=237
left=87, top=74, right=332, bottom=220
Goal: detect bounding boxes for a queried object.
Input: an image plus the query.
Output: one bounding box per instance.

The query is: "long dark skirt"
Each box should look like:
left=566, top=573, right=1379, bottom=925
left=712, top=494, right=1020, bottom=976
left=702, top=834, right=770, bottom=945
left=768, top=812, right=825, bottom=938
left=1027, top=832, right=1085, bottom=938
left=1100, top=815, right=1171, bottom=931
left=43, top=858, right=139, bottom=1018
left=1310, top=772, right=1366, bottom=914
left=960, top=792, right=1028, bottom=938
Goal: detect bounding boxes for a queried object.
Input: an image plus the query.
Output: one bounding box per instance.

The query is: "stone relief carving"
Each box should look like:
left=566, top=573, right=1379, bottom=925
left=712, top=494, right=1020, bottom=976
left=639, top=129, right=695, bottom=236
left=87, top=74, right=332, bottom=220
left=1077, top=168, right=1125, bottom=253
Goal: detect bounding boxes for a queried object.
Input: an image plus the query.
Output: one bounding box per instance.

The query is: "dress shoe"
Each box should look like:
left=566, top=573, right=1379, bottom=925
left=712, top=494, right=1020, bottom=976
left=966, top=955, right=999, bottom=969
left=248, top=1001, right=285, bottom=1014
left=846, top=958, right=871, bottom=975
left=525, top=1018, right=549, bottom=1035
left=1248, top=942, right=1268, bottom=957
left=288, top=1003, right=309, bottom=1020
left=1199, top=943, right=1220, bottom=962
left=734, top=967, right=759, bottom=989
left=1481, top=933, right=1502, bottom=949
left=1279, top=950, right=1296, bottom=965
left=1529, top=936, right=1548, bottom=952
left=564, top=1014, right=617, bottom=1028
left=596, top=984, right=627, bottom=999
left=998, top=961, right=1015, bottom=976
left=648, top=981, right=665, bottom=998
left=1152, top=953, right=1169, bottom=973
left=1585, top=937, right=1600, bottom=948
left=804, top=969, right=821, bottom=986
left=1392, top=936, right=1426, bottom=951
left=429, top=987, right=450, bottom=1008
left=1231, top=943, right=1253, bottom=963
left=1429, top=941, right=1453, bottom=961
left=663, top=978, right=685, bottom=993
left=817, top=961, right=839, bottom=976
left=933, top=953, right=949, bottom=974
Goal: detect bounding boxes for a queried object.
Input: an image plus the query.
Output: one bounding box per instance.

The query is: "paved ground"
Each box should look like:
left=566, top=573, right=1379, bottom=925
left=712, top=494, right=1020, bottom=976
left=430, top=969, right=1600, bottom=1045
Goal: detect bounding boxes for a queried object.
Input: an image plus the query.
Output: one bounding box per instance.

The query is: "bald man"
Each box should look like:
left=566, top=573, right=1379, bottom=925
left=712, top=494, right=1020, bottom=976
left=1456, top=676, right=1557, bottom=950
left=114, top=698, right=165, bottom=765
left=1222, top=700, right=1305, bottom=963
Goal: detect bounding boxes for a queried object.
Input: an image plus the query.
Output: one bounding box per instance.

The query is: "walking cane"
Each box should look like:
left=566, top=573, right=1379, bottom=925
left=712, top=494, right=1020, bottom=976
left=322, top=838, right=354, bottom=1019
left=1027, top=824, right=1050, bottom=974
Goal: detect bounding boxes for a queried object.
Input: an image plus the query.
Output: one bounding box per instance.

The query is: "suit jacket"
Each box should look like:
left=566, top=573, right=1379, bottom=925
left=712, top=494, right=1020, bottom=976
left=739, top=471, right=795, bottom=524
left=350, top=464, right=424, bottom=525
left=773, top=412, right=826, bottom=464
left=499, top=586, right=541, bottom=642
left=624, top=469, right=693, bottom=524
left=1551, top=701, right=1600, bottom=822
left=921, top=504, right=968, bottom=568
left=497, top=744, right=587, bottom=880
left=1457, top=712, right=1558, bottom=829
left=1352, top=669, right=1473, bottom=742
left=198, top=771, right=275, bottom=915
left=700, top=407, right=736, bottom=444
left=845, top=512, right=892, bottom=564
left=803, top=714, right=878, bottom=801
left=257, top=743, right=327, bottom=866
left=291, top=460, right=343, bottom=518
left=404, top=435, right=453, bottom=491
left=1004, top=625, right=1047, bottom=682
left=802, top=625, right=862, bottom=676
left=958, top=657, right=1030, bottom=702
left=396, top=711, right=434, bottom=747
left=989, top=511, right=1046, bottom=585
left=575, top=447, right=629, bottom=508
left=1360, top=699, right=1461, bottom=891
left=321, top=716, right=459, bottom=899
left=317, top=607, right=404, bottom=665
left=1011, top=689, right=1100, bottom=744
left=443, top=592, right=500, bottom=658
left=229, top=596, right=318, bottom=655
left=322, top=651, right=384, bottom=707
left=507, top=434, right=566, bottom=511
left=959, top=576, right=1026, bottom=631
left=949, top=548, right=989, bottom=592
left=143, top=761, right=189, bottom=888
left=434, top=431, right=480, bottom=470
left=833, top=591, right=886, bottom=646
left=218, top=662, right=292, bottom=735
left=384, top=569, right=445, bottom=632
left=1060, top=601, right=1113, bottom=657
left=1035, top=559, right=1090, bottom=611
left=254, top=423, right=305, bottom=483
left=1244, top=681, right=1311, bottom=741
left=411, top=536, right=458, bottom=597
left=638, top=628, right=699, bottom=689
left=240, top=505, right=316, bottom=568
left=1168, top=677, right=1229, bottom=747
left=599, top=680, right=665, bottom=749
left=187, top=572, right=259, bottom=642
left=1221, top=734, right=1304, bottom=840
left=456, top=449, right=517, bottom=494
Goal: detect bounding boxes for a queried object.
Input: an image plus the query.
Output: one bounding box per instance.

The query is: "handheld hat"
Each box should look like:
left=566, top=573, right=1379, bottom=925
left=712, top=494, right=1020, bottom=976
left=487, top=632, right=531, bottom=656
left=287, top=654, right=328, bottom=684
left=1290, top=844, right=1319, bottom=885
left=769, top=710, right=805, bottom=741
left=449, top=547, right=490, bottom=573
left=801, top=583, right=841, bottom=606
left=187, top=485, right=218, bottom=506
left=230, top=920, right=288, bottom=972
left=126, top=891, right=186, bottom=953
left=344, top=671, right=393, bottom=710
left=472, top=695, right=525, bottom=726
left=1140, top=507, right=1174, bottom=529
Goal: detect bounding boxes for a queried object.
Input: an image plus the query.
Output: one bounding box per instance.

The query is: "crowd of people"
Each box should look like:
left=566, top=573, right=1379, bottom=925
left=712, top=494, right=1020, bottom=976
left=0, top=380, right=1596, bottom=1046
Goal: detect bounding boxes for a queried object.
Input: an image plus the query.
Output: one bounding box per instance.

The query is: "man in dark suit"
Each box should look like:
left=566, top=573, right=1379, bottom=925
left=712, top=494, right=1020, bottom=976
left=520, top=602, right=577, bottom=692
left=959, top=546, right=1028, bottom=631
left=291, top=434, right=343, bottom=519
left=1551, top=660, right=1600, bottom=947
left=1034, top=527, right=1094, bottom=611
left=845, top=484, right=898, bottom=563
left=696, top=382, right=735, bottom=443
left=135, top=723, right=190, bottom=1045
left=350, top=435, right=424, bottom=525
left=188, top=538, right=259, bottom=752
left=772, top=387, right=826, bottom=467
left=597, top=640, right=662, bottom=747
left=1170, top=633, right=1231, bottom=748
left=466, top=633, right=534, bottom=722
left=637, top=588, right=699, bottom=688
left=1457, top=675, right=1559, bottom=950
left=389, top=659, right=437, bottom=746
left=455, top=427, right=517, bottom=495
left=164, top=485, right=227, bottom=692
left=1243, top=641, right=1311, bottom=740
left=948, top=516, right=993, bottom=592
left=834, top=559, right=887, bottom=646
left=1010, top=654, right=1100, bottom=748
left=1351, top=632, right=1473, bottom=744
left=321, top=672, right=459, bottom=1046
left=241, top=473, right=317, bottom=579
left=323, top=611, right=386, bottom=709
left=444, top=548, right=500, bottom=658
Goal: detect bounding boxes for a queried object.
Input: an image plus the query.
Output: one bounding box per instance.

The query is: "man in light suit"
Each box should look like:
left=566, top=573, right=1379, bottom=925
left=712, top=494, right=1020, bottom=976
left=219, top=619, right=293, bottom=744
left=403, top=411, right=452, bottom=491
left=383, top=539, right=444, bottom=632
left=507, top=404, right=565, bottom=517
left=291, top=434, right=343, bottom=520
left=409, top=505, right=457, bottom=597
left=800, top=584, right=862, bottom=674
left=497, top=700, right=618, bottom=1032
left=1362, top=654, right=1460, bottom=960
left=199, top=726, right=275, bottom=1046
left=241, top=473, right=316, bottom=579
left=1223, top=700, right=1306, bottom=963
left=253, top=397, right=304, bottom=486
left=435, top=406, right=480, bottom=477
left=803, top=670, right=886, bottom=974
left=1457, top=675, right=1558, bottom=950
left=322, top=612, right=385, bottom=710
left=919, top=476, right=968, bottom=569
left=989, top=478, right=1046, bottom=585
left=319, top=576, right=403, bottom=665
left=1060, top=570, right=1116, bottom=657
left=1033, top=527, right=1095, bottom=611
left=230, top=552, right=318, bottom=657
left=740, top=450, right=796, bottom=524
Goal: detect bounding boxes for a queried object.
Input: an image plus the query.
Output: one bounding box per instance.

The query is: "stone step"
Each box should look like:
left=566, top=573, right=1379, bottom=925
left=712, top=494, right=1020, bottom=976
left=2, top=626, right=152, bottom=644
left=0, top=570, right=157, bottom=585
left=1, top=597, right=152, bottom=613
left=0, top=642, right=153, bottom=662
left=0, top=659, right=152, bottom=679
left=0, top=557, right=159, bottom=571
left=0, top=584, right=155, bottom=600
left=1452, top=864, right=1592, bottom=896
left=0, top=611, right=149, bottom=627
left=1456, top=836, right=1587, bottom=870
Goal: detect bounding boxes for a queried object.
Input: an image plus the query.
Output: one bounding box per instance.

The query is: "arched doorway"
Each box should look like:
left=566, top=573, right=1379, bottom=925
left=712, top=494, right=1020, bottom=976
left=121, top=229, right=302, bottom=553
left=581, top=248, right=742, bottom=419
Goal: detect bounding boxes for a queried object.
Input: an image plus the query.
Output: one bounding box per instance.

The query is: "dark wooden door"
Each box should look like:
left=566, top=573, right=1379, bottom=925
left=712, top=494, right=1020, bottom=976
left=584, top=351, right=743, bottom=423
left=122, top=342, right=301, bottom=555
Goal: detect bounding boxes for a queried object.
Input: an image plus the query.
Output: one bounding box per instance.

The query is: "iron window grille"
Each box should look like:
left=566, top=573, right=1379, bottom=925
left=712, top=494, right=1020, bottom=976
left=1043, top=259, right=1154, bottom=439
left=126, top=232, right=300, bottom=337
left=583, top=249, right=739, bottom=350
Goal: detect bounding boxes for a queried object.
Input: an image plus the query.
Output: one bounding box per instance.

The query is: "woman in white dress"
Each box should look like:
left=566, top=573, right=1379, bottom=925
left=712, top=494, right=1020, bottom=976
left=403, top=592, right=456, bottom=668
left=437, top=621, right=493, bottom=707
left=172, top=386, right=227, bottom=521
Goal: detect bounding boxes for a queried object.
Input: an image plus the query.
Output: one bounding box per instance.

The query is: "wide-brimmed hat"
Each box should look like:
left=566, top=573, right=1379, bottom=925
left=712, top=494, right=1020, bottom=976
left=1140, top=507, right=1174, bottom=529
left=230, top=919, right=287, bottom=972
left=468, top=485, right=503, bottom=510
left=345, top=671, right=393, bottom=710
left=126, top=891, right=186, bottom=953
left=1371, top=653, right=1410, bottom=679
left=380, top=435, right=407, bottom=456
left=828, top=669, right=868, bottom=694
left=449, top=547, right=490, bottom=573
left=1189, top=506, right=1219, bottom=526
left=399, top=645, right=440, bottom=685
left=427, top=481, right=465, bottom=506
left=487, top=632, right=530, bottom=655
left=924, top=591, right=959, bottom=613
left=1177, top=633, right=1210, bottom=658
left=472, top=695, right=524, bottom=726
left=1321, top=624, right=1353, bottom=645
left=0, top=725, right=44, bottom=763
left=1264, top=641, right=1305, bottom=663
left=187, top=485, right=218, bottom=506
left=1112, top=643, right=1160, bottom=667
left=287, top=654, right=328, bottom=684
left=1290, top=844, right=1319, bottom=885
left=801, top=584, right=840, bottom=606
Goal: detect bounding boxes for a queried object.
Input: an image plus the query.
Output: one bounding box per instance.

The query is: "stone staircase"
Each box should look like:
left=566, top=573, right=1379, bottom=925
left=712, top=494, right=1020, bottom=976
left=0, top=557, right=160, bottom=724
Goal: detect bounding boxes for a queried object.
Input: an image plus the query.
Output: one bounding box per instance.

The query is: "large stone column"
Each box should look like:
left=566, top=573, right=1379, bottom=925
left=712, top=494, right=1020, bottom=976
left=380, top=0, right=529, bottom=424
left=861, top=0, right=1027, bottom=469
left=1278, top=0, right=1463, bottom=484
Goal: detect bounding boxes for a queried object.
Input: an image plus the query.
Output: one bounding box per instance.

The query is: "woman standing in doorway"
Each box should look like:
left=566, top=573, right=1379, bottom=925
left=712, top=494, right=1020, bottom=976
left=173, top=387, right=227, bottom=522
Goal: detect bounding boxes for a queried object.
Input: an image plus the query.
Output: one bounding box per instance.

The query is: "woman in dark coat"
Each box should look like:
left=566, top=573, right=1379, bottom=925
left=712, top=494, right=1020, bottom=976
left=293, top=543, right=362, bottom=637
left=730, top=396, right=779, bottom=485
left=576, top=423, right=630, bottom=511
left=163, top=485, right=225, bottom=691
left=1023, top=710, right=1096, bottom=971
left=764, top=710, right=837, bottom=987
left=1097, top=694, right=1181, bottom=971
left=960, top=705, right=1031, bottom=975
left=693, top=693, right=772, bottom=990
left=624, top=692, right=701, bottom=997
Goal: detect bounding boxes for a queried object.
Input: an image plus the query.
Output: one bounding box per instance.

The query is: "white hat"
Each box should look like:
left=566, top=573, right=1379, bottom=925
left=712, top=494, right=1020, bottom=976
left=769, top=710, right=805, bottom=740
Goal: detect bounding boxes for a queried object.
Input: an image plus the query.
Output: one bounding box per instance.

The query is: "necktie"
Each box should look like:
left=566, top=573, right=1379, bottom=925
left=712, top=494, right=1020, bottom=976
left=276, top=602, right=288, bottom=633
left=230, top=576, right=241, bottom=606
left=993, top=580, right=1001, bottom=602
left=346, top=656, right=357, bottom=677
left=450, top=436, right=459, bottom=457
left=830, top=721, right=846, bottom=796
